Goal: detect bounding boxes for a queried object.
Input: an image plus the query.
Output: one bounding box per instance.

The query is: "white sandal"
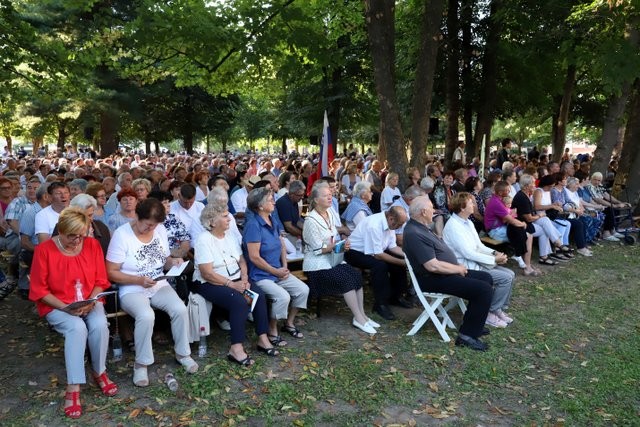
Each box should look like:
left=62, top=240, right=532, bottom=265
left=133, top=366, right=149, bottom=387
left=176, top=356, right=199, bottom=374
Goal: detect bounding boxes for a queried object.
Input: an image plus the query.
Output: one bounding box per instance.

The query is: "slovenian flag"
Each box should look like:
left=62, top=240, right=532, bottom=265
left=306, top=111, right=334, bottom=194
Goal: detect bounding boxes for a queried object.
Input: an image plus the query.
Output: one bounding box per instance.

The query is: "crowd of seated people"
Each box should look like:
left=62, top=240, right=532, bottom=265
left=0, top=144, right=633, bottom=418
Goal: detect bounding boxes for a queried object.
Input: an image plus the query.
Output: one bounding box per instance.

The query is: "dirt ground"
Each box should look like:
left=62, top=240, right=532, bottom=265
left=0, top=287, right=443, bottom=426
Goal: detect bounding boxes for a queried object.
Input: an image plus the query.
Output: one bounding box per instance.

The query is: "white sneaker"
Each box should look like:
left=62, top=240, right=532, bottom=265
left=217, top=319, right=231, bottom=331
left=613, top=232, right=625, bottom=239
left=511, top=256, right=527, bottom=269
left=604, top=235, right=620, bottom=242
left=352, top=318, right=377, bottom=334
left=576, top=248, right=593, bottom=257
left=496, top=309, right=513, bottom=324
left=485, top=312, right=508, bottom=328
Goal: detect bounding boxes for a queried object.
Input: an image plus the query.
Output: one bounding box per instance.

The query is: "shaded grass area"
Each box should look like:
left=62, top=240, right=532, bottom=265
left=0, top=242, right=638, bottom=426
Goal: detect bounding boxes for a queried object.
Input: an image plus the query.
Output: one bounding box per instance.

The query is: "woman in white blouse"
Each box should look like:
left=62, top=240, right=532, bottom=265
left=303, top=182, right=378, bottom=334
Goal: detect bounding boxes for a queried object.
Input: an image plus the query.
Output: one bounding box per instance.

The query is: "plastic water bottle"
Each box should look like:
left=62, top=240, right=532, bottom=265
left=164, top=373, right=178, bottom=392
left=111, top=335, right=123, bottom=362
left=198, top=326, right=207, bottom=358
left=295, top=238, right=302, bottom=255
left=74, top=279, right=84, bottom=302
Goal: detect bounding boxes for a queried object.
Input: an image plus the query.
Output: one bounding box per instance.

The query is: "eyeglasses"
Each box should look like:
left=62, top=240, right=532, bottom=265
left=66, top=234, right=86, bottom=242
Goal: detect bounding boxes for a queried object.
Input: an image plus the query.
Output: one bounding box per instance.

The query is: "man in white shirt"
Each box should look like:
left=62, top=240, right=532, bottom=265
left=443, top=192, right=515, bottom=329
left=230, top=175, right=259, bottom=217
left=35, top=182, right=70, bottom=243
left=345, top=206, right=408, bottom=320
left=170, top=183, right=205, bottom=247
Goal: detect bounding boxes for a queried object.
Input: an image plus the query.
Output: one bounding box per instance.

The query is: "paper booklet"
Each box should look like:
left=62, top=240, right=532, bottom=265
left=243, top=289, right=259, bottom=312
left=153, top=260, right=191, bottom=281
left=333, top=239, right=347, bottom=253
left=61, top=290, right=117, bottom=313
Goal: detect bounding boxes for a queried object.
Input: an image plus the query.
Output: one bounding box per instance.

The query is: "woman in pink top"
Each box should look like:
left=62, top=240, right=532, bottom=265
left=484, top=182, right=537, bottom=276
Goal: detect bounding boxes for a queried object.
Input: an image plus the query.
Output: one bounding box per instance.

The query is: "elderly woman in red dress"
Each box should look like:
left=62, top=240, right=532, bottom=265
left=30, top=207, right=117, bottom=419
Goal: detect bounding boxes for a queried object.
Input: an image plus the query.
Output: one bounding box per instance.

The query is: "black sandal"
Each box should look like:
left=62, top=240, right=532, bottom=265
left=0, top=282, right=16, bottom=300
left=256, top=345, right=279, bottom=357
left=227, top=354, right=253, bottom=367
left=539, top=257, right=558, bottom=266
left=267, top=334, right=288, bottom=347
left=125, top=340, right=135, bottom=353
left=281, top=324, right=304, bottom=339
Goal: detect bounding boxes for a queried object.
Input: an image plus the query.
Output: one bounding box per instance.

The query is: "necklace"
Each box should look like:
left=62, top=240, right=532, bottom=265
left=54, top=236, right=80, bottom=255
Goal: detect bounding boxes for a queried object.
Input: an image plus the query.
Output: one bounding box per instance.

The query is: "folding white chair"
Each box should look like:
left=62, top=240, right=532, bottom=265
left=405, top=255, right=467, bottom=342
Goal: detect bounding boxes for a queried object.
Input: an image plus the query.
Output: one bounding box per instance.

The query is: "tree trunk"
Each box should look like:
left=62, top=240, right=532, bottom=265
left=183, top=94, right=194, bottom=155
left=280, top=137, right=286, bottom=154
left=613, top=79, right=640, bottom=213
left=444, top=0, right=460, bottom=170
left=460, top=0, right=474, bottom=150
left=409, top=0, right=446, bottom=169
left=472, top=0, right=501, bottom=161
left=99, top=110, right=118, bottom=156
left=551, top=64, right=577, bottom=162
left=4, top=135, right=12, bottom=152
left=32, top=135, right=43, bottom=154
left=154, top=141, right=159, bottom=154
left=144, top=131, right=151, bottom=155
left=592, top=21, right=639, bottom=174
left=365, top=0, right=407, bottom=184
left=57, top=120, right=67, bottom=150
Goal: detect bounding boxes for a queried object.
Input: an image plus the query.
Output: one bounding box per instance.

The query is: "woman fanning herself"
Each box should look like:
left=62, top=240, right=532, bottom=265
left=193, top=205, right=279, bottom=367
left=304, top=183, right=377, bottom=334
left=30, top=207, right=117, bottom=418
left=106, top=198, right=198, bottom=387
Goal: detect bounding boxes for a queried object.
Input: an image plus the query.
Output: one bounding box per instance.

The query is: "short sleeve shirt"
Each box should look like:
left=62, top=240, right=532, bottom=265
left=484, top=195, right=510, bottom=231
left=512, top=191, right=534, bottom=222
left=276, top=194, right=300, bottom=226
left=193, top=231, right=242, bottom=284
left=106, top=223, right=170, bottom=298
left=242, top=213, right=283, bottom=283
left=348, top=212, right=396, bottom=255
left=403, top=219, right=458, bottom=279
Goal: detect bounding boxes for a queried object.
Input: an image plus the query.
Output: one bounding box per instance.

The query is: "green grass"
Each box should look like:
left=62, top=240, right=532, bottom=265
left=1, top=242, right=638, bottom=426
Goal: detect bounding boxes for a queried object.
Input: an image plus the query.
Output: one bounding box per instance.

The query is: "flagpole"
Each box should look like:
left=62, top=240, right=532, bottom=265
left=480, top=135, right=486, bottom=180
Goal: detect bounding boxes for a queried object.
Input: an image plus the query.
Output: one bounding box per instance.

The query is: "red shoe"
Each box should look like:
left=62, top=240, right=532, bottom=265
left=64, top=391, right=82, bottom=418
left=94, top=372, right=118, bottom=397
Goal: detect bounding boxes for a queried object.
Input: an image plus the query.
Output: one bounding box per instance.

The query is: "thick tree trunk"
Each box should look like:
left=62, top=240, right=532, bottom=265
left=57, top=121, right=67, bottom=151
left=32, top=135, right=43, bottom=154
left=460, top=0, right=474, bottom=150
left=592, top=22, right=639, bottom=174
left=144, top=131, right=151, bottom=155
left=365, top=0, right=407, bottom=181
left=154, top=141, right=160, bottom=154
left=472, top=0, right=501, bottom=161
left=99, top=110, right=119, bottom=156
left=409, top=0, right=446, bottom=168
left=613, top=79, right=640, bottom=213
left=444, top=0, right=460, bottom=170
left=4, top=135, right=12, bottom=152
left=551, top=64, right=577, bottom=162
left=280, top=137, right=286, bottom=155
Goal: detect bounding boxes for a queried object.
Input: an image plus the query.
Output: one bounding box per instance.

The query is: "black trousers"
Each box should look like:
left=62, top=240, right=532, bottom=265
left=417, top=270, right=493, bottom=338
left=507, top=224, right=529, bottom=257
left=345, top=249, right=407, bottom=305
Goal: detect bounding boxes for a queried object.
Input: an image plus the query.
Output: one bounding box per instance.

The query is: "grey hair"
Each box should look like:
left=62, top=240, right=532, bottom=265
left=70, top=193, right=97, bottom=210
left=117, top=172, right=132, bottom=185
left=132, top=178, right=152, bottom=193
left=200, top=204, right=227, bottom=231
left=309, top=182, right=330, bottom=211
left=519, top=174, right=535, bottom=189
left=352, top=181, right=372, bottom=198
left=591, top=171, right=603, bottom=180
left=404, top=185, right=425, bottom=200
left=289, top=180, right=306, bottom=195
left=420, top=176, right=435, bottom=192
left=566, top=177, right=579, bottom=187
left=409, top=195, right=431, bottom=218
left=36, top=182, right=50, bottom=201
left=69, top=179, right=88, bottom=192
left=247, top=187, right=273, bottom=212
left=206, top=186, right=229, bottom=210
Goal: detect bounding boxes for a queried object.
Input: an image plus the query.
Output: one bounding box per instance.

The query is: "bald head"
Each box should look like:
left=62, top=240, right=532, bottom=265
left=385, top=205, right=408, bottom=230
